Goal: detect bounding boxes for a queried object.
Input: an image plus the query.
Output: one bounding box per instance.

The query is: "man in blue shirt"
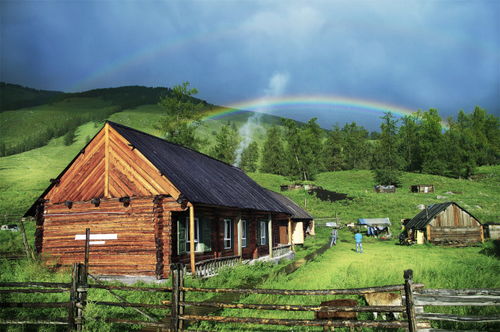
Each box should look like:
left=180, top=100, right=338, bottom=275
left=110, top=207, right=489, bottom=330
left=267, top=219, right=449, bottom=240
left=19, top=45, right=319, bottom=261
left=330, top=228, right=338, bottom=247
left=355, top=232, right=363, bottom=253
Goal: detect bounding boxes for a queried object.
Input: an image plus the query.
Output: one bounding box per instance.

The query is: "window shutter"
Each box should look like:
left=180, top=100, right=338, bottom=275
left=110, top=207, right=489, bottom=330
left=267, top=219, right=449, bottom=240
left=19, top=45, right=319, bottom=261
left=177, top=218, right=186, bottom=254
left=200, top=219, right=212, bottom=252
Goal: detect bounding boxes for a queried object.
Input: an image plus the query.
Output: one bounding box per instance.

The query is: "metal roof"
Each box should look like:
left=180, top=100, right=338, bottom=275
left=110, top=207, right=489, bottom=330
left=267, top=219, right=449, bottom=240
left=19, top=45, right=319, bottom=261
left=109, top=122, right=290, bottom=213
left=265, top=190, right=313, bottom=220
left=25, top=122, right=292, bottom=215
left=405, top=202, right=481, bottom=229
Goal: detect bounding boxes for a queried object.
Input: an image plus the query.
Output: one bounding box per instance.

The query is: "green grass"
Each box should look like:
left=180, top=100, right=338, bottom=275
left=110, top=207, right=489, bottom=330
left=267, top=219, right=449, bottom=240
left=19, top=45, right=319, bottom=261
left=193, top=232, right=500, bottom=331
left=249, top=166, right=500, bottom=229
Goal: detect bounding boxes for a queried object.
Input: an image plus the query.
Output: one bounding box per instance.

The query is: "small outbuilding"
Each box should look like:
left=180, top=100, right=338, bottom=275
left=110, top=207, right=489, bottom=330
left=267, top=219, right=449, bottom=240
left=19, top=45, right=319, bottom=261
left=484, top=223, right=500, bottom=240
left=374, top=185, right=396, bottom=193
left=410, top=185, right=434, bottom=193
left=405, top=202, right=484, bottom=245
left=265, top=189, right=315, bottom=245
left=25, top=121, right=300, bottom=278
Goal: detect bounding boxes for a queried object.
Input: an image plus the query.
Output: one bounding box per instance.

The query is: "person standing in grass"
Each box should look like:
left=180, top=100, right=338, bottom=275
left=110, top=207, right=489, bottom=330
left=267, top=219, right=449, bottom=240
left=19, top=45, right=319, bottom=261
left=355, top=231, right=363, bottom=253
left=330, top=227, right=338, bottom=247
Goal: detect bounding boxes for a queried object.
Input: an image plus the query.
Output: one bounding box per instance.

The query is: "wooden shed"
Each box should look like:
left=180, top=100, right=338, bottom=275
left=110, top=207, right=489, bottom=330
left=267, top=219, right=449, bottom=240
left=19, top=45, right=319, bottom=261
left=265, top=190, right=315, bottom=245
left=410, top=185, right=434, bottom=193
left=25, top=121, right=298, bottom=278
left=405, top=202, right=484, bottom=245
left=484, top=223, right=500, bottom=240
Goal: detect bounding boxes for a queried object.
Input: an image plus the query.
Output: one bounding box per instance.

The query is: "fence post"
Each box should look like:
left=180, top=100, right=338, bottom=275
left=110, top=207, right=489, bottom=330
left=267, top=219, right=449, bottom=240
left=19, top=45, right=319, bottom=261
left=170, top=264, right=179, bottom=332
left=84, top=228, right=90, bottom=270
left=68, top=263, right=78, bottom=331
left=178, top=263, right=185, bottom=330
left=76, top=263, right=87, bottom=331
left=19, top=218, right=35, bottom=261
left=404, top=269, right=417, bottom=332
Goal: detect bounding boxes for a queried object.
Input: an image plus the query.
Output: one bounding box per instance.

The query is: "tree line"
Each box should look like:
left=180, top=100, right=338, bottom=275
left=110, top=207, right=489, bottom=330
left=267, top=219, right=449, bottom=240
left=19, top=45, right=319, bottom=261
left=156, top=83, right=499, bottom=183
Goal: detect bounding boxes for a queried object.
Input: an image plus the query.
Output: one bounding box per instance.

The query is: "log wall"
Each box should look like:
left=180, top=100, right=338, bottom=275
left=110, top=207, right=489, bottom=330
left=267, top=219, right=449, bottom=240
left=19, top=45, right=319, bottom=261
left=173, top=206, right=281, bottom=264
left=41, top=197, right=182, bottom=277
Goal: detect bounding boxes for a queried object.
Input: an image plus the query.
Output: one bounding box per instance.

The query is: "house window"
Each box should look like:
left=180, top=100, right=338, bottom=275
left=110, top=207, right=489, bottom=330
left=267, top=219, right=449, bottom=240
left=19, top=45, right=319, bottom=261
left=224, top=219, right=232, bottom=249
left=260, top=221, right=267, bottom=245
left=185, top=217, right=199, bottom=252
left=242, top=220, right=247, bottom=248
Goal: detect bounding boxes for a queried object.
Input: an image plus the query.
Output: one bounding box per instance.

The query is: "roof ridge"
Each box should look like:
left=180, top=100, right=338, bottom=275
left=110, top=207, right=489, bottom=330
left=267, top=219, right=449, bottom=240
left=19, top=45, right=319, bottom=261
left=106, top=120, right=243, bottom=171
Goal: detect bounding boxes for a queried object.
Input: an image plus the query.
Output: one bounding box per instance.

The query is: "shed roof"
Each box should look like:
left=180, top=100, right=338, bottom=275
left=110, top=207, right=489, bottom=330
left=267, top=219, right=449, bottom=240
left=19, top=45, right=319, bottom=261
left=26, top=121, right=291, bottom=215
left=265, top=190, right=313, bottom=220
left=358, top=218, right=391, bottom=226
left=405, top=202, right=481, bottom=229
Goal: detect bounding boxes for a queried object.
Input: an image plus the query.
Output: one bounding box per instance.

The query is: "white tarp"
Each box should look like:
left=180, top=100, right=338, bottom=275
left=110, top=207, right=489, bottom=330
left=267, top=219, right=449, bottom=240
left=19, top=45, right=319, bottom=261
left=358, top=218, right=391, bottom=226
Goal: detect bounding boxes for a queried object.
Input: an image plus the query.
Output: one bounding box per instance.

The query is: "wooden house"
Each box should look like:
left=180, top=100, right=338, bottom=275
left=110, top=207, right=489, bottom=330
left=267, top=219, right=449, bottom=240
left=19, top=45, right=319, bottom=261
left=410, top=185, right=434, bottom=193
left=25, top=121, right=299, bottom=278
left=265, top=190, right=315, bottom=245
left=404, top=202, right=484, bottom=245
left=484, top=223, right=500, bottom=240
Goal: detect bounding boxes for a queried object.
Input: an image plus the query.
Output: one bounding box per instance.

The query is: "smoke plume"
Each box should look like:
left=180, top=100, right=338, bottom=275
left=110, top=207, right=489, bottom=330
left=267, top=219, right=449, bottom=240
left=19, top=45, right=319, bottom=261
left=234, top=72, right=289, bottom=166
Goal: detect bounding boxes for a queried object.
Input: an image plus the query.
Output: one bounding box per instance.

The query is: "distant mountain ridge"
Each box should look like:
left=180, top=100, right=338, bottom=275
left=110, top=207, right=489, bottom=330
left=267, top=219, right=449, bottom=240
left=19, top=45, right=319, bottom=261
left=0, top=82, right=293, bottom=157
left=0, top=82, right=63, bottom=111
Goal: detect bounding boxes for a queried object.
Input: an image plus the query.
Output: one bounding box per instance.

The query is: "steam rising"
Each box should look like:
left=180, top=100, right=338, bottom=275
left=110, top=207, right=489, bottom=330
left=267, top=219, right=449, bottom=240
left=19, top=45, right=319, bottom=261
left=234, top=72, right=289, bottom=166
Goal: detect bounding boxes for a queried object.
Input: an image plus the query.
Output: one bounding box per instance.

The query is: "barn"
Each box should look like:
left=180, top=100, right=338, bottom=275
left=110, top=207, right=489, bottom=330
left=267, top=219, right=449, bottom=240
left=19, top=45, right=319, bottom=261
left=265, top=189, right=315, bottom=245
left=25, top=121, right=298, bottom=278
left=404, top=202, right=484, bottom=245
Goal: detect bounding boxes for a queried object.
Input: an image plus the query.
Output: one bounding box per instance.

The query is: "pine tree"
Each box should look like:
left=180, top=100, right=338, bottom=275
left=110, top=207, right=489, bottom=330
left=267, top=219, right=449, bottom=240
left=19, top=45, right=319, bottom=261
left=398, top=114, right=421, bottom=172
left=260, top=126, right=287, bottom=175
left=210, top=122, right=240, bottom=164
left=155, top=82, right=205, bottom=150
left=323, top=125, right=345, bottom=171
left=419, top=109, right=446, bottom=175
left=342, top=122, right=371, bottom=170
left=240, top=141, right=259, bottom=172
left=372, top=112, right=403, bottom=186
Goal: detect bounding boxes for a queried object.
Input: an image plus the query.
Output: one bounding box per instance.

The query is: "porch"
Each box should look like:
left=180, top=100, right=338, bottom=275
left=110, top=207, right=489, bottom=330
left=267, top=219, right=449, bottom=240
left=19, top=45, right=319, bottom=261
left=192, top=244, right=294, bottom=278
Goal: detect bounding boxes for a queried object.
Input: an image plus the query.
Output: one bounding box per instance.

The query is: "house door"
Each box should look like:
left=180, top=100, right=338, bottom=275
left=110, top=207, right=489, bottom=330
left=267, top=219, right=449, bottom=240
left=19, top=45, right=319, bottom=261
left=279, top=223, right=288, bottom=244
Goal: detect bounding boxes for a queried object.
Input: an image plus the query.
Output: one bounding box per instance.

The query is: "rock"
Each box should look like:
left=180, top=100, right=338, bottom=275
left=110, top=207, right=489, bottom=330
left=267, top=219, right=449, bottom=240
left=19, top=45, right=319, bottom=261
left=416, top=204, right=426, bottom=210
left=436, top=195, right=448, bottom=199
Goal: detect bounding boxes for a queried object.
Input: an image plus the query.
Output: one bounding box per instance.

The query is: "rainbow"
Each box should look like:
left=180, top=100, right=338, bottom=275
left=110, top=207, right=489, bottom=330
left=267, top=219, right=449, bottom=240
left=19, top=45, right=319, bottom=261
left=203, top=95, right=449, bottom=129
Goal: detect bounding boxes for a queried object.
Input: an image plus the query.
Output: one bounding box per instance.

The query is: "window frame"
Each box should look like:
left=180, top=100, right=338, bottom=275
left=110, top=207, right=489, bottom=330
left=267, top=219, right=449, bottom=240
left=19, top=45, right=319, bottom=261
left=241, top=220, right=247, bottom=248
left=185, top=217, right=200, bottom=252
left=260, top=220, right=267, bottom=246
left=224, top=218, right=232, bottom=249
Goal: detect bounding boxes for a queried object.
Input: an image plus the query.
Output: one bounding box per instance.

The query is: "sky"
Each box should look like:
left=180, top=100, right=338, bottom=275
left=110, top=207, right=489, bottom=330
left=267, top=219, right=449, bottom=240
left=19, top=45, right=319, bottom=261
left=1, top=0, right=499, bottom=130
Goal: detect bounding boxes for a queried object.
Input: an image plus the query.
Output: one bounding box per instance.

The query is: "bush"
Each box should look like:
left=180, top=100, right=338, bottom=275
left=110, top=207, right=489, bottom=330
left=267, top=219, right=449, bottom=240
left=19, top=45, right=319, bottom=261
left=373, top=168, right=402, bottom=187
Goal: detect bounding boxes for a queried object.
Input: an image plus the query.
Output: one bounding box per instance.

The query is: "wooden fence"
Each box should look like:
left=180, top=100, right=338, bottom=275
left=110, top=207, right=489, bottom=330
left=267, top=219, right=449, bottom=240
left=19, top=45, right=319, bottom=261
left=1, top=265, right=499, bottom=331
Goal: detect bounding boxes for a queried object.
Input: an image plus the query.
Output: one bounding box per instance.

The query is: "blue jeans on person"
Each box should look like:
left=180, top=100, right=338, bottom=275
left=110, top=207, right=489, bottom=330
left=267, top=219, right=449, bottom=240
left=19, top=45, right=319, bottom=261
left=330, top=236, right=337, bottom=247
left=356, top=242, right=363, bottom=253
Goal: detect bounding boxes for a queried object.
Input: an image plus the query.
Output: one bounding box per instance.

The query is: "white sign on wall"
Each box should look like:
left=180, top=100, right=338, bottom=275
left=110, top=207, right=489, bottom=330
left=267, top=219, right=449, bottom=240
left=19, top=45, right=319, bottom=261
left=74, top=233, right=117, bottom=245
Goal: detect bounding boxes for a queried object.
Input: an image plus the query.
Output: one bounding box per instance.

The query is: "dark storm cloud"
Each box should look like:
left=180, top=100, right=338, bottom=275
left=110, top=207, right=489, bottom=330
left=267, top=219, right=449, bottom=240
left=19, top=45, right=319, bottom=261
left=1, top=0, right=498, bottom=129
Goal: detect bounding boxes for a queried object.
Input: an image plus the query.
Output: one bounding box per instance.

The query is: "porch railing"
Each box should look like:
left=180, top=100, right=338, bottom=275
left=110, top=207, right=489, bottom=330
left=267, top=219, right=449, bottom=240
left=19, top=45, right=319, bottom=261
left=194, top=255, right=241, bottom=278
left=272, top=244, right=293, bottom=258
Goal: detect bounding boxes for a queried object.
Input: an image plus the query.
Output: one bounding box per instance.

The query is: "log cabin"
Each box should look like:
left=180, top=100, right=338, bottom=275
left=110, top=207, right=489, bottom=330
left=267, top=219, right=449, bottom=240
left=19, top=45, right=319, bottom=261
left=405, top=202, right=484, bottom=245
left=25, top=121, right=301, bottom=278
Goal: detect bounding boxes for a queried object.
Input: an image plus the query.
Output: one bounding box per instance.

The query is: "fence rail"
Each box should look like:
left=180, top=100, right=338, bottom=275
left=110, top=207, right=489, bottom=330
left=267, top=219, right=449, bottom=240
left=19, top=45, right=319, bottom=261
left=194, top=255, right=241, bottom=278
left=272, top=244, right=293, bottom=257
left=1, top=264, right=499, bottom=331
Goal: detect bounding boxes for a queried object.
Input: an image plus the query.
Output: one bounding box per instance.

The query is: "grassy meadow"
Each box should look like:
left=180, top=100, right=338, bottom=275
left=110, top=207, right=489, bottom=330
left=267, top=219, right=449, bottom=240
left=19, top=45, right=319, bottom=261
left=0, top=106, right=499, bottom=330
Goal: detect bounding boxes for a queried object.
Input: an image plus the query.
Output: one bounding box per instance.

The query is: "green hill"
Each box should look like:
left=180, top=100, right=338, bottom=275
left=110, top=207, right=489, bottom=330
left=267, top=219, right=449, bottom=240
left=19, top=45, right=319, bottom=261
left=0, top=82, right=63, bottom=111
left=0, top=84, right=290, bottom=156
